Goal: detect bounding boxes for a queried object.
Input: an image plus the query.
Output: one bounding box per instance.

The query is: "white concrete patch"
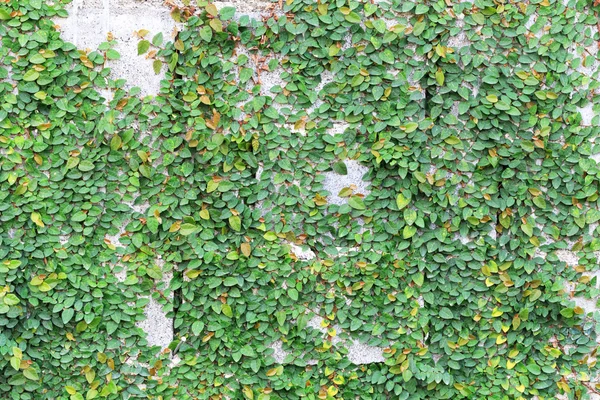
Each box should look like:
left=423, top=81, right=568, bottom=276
left=113, top=265, right=127, bottom=282
left=579, top=103, right=596, bottom=126
left=269, top=340, right=289, bottom=363
left=346, top=341, right=385, bottom=364
left=327, top=122, right=350, bottom=136
left=125, top=198, right=150, bottom=214
left=448, top=31, right=468, bottom=50
left=215, top=0, right=275, bottom=15
left=137, top=292, right=173, bottom=349
left=268, top=340, right=318, bottom=365
left=571, top=296, right=597, bottom=315
left=53, top=0, right=177, bottom=97
left=136, top=260, right=173, bottom=349
left=109, top=6, right=177, bottom=96
left=323, top=160, right=370, bottom=206
left=556, top=250, right=579, bottom=266
left=305, top=313, right=384, bottom=364
left=259, top=66, right=286, bottom=96
left=289, top=243, right=316, bottom=261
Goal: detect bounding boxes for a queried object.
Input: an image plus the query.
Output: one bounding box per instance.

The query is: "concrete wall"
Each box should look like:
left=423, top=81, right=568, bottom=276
left=52, top=1, right=600, bottom=388
left=52, top=0, right=390, bottom=365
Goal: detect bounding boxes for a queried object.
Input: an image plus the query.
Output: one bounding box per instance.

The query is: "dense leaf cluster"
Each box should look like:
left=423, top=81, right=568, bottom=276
left=1, top=0, right=600, bottom=399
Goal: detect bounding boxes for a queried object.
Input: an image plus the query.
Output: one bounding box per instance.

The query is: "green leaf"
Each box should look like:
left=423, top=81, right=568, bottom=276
left=521, top=223, right=533, bottom=237
left=220, top=6, right=236, bottom=20
left=526, top=364, right=541, bottom=375
left=396, top=193, right=410, bottom=210
left=210, top=19, right=223, bottom=32
left=264, top=231, right=277, bottom=241
left=200, top=26, right=213, bottom=42
left=147, top=217, right=159, bottom=234
left=23, top=368, right=39, bottom=381
left=152, top=32, right=163, bottom=46
left=30, top=212, right=44, bottom=228
left=439, top=307, right=454, bottom=319
left=139, top=164, right=152, bottom=179
left=4, top=294, right=19, bottom=306
left=62, top=308, right=74, bottom=324
left=66, top=157, right=79, bottom=170
left=168, top=53, right=178, bottom=72
left=78, top=160, right=95, bottom=172
left=532, top=196, right=546, bottom=209
left=0, top=8, right=10, bottom=20
left=152, top=59, right=161, bottom=75
left=380, top=49, right=394, bottom=64
left=229, top=215, right=241, bottom=231
left=348, top=196, right=366, bottom=210
left=435, top=69, right=445, bottom=85
left=10, top=356, right=19, bottom=371
left=106, top=49, right=120, bottom=60
left=137, top=40, right=150, bottom=55
left=224, top=277, right=238, bottom=287
left=413, top=272, right=424, bottom=287
left=288, top=288, right=299, bottom=301
left=180, top=223, right=197, bottom=236
left=191, top=320, right=205, bottom=335
left=404, top=122, right=418, bottom=133
left=222, top=304, right=233, bottom=318
left=29, top=54, right=45, bottom=64
left=332, top=161, right=347, bottom=175
left=23, top=70, right=39, bottom=82
left=345, top=12, right=361, bottom=24
left=403, top=225, right=417, bottom=239
left=110, top=135, right=122, bottom=151
left=472, top=12, right=485, bottom=25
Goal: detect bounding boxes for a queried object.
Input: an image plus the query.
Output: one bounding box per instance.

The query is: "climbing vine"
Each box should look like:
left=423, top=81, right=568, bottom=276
left=1, top=0, right=600, bottom=398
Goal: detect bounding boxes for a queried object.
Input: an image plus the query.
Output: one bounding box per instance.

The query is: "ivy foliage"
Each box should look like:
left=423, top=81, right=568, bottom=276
left=1, top=0, right=600, bottom=398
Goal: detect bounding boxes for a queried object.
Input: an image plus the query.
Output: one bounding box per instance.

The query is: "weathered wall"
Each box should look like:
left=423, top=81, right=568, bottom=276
left=52, top=1, right=600, bottom=388
left=52, top=0, right=392, bottom=365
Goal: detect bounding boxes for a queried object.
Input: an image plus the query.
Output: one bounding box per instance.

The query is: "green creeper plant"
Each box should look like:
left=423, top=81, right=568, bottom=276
left=1, top=0, right=600, bottom=399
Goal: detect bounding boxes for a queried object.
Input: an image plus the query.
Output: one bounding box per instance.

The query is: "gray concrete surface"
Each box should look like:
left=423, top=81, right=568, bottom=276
left=53, top=0, right=177, bottom=97
left=322, top=160, right=371, bottom=206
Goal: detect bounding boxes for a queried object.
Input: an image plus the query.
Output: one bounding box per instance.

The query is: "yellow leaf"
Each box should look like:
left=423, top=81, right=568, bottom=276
left=435, top=68, right=444, bottom=85
left=486, top=94, right=498, bottom=103
left=242, top=386, right=254, bottom=399
left=241, top=242, right=251, bottom=257
left=85, top=369, right=96, bottom=384
left=210, top=19, right=223, bottom=32
left=200, top=209, right=210, bottom=220
left=205, top=3, right=218, bottom=16
left=516, top=384, right=525, bottom=393
left=169, top=221, right=181, bottom=232
left=327, top=386, right=338, bottom=396
left=435, top=44, right=446, bottom=58
left=31, top=212, right=44, bottom=228
left=65, top=386, right=78, bottom=395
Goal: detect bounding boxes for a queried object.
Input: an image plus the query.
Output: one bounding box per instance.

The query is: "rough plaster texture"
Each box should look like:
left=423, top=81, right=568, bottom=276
left=53, top=0, right=177, bottom=97
left=322, top=160, right=371, bottom=206
left=53, top=0, right=600, bottom=379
